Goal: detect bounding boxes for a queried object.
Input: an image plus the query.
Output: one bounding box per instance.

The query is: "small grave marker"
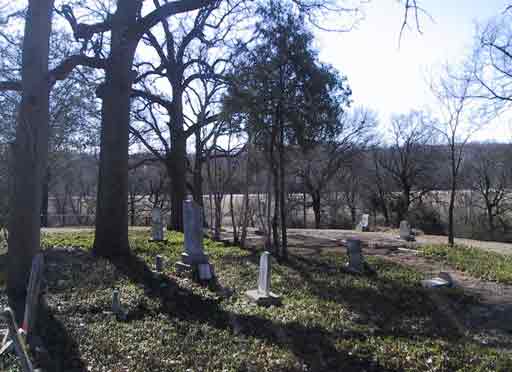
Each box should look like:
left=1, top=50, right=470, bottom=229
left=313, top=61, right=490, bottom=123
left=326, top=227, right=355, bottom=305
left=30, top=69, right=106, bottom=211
left=399, top=220, right=415, bottom=241
left=150, top=208, right=165, bottom=241
left=346, top=239, right=363, bottom=273
left=155, top=255, right=164, bottom=273
left=246, top=252, right=281, bottom=306
left=356, top=214, right=369, bottom=232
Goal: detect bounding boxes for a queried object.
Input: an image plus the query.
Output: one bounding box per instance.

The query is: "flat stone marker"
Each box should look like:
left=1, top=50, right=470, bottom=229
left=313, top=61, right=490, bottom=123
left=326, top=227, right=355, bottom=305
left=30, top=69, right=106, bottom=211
left=175, top=199, right=213, bottom=280
left=399, top=220, right=415, bottom=241
left=346, top=239, right=363, bottom=273
left=422, top=272, right=454, bottom=288
left=246, top=252, right=281, bottom=306
left=150, top=208, right=165, bottom=241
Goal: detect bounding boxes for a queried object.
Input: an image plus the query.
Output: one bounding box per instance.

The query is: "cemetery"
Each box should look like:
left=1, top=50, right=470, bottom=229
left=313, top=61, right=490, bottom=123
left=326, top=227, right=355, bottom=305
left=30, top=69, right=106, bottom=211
left=0, top=213, right=512, bottom=370
left=2, top=0, right=512, bottom=371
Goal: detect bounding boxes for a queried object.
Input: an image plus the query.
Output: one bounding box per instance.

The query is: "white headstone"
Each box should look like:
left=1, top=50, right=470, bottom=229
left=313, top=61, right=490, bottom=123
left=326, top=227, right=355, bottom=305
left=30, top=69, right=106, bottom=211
left=245, top=251, right=281, bottom=306
left=257, top=252, right=271, bottom=296
left=361, top=214, right=369, bottom=228
left=151, top=208, right=164, bottom=241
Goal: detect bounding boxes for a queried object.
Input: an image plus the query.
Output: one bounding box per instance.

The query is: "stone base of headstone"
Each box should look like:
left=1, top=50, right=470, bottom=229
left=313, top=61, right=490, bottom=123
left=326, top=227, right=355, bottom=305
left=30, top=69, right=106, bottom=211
left=245, top=289, right=281, bottom=307
left=175, top=261, right=215, bottom=282
left=355, top=223, right=368, bottom=232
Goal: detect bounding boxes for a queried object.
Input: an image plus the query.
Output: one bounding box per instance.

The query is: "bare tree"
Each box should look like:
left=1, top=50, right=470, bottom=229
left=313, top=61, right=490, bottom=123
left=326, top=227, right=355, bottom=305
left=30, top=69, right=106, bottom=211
left=297, top=108, right=376, bottom=228
left=378, top=111, right=438, bottom=225
left=430, top=66, right=483, bottom=245
left=467, top=12, right=512, bottom=117
left=470, top=145, right=512, bottom=239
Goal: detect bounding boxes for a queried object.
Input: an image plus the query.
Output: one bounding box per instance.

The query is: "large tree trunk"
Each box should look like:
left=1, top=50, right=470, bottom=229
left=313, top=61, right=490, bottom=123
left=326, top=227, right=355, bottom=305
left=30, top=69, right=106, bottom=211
left=40, top=167, right=50, bottom=227
left=193, top=128, right=204, bottom=207
left=93, top=1, right=140, bottom=258
left=168, top=129, right=187, bottom=232
left=8, top=0, right=53, bottom=322
left=167, top=78, right=187, bottom=232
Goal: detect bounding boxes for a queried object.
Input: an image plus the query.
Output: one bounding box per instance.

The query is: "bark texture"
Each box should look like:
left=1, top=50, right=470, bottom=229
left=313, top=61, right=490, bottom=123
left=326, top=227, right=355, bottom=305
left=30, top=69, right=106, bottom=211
left=7, top=0, right=54, bottom=322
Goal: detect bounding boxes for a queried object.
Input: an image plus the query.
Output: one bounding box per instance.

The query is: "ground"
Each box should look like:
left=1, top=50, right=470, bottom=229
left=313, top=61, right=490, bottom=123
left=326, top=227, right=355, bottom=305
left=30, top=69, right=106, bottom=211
left=0, top=227, right=511, bottom=371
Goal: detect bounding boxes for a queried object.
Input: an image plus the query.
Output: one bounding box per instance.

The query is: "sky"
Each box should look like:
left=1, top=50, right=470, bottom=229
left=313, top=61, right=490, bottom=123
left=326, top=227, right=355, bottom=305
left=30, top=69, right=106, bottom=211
left=316, top=0, right=511, bottom=142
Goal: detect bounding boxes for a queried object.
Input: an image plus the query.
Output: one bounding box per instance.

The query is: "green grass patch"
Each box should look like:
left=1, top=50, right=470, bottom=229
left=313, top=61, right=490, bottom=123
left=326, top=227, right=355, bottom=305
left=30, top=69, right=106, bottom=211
left=2, top=231, right=510, bottom=371
left=420, top=244, right=512, bottom=284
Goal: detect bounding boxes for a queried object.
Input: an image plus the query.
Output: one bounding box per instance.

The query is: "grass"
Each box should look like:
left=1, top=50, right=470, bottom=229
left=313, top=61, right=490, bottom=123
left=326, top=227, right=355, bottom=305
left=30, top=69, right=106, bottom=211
left=0, top=230, right=511, bottom=371
left=419, top=244, right=512, bottom=284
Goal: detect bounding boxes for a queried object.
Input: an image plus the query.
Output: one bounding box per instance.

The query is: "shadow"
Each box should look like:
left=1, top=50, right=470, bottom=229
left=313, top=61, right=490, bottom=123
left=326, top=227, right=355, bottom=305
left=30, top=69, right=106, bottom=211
left=38, top=304, right=87, bottom=372
left=282, top=252, right=465, bottom=341
left=109, top=253, right=398, bottom=372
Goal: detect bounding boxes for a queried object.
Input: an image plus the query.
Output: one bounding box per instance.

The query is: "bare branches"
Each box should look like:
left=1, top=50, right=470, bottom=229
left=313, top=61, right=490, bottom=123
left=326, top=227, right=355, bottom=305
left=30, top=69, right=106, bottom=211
left=0, top=80, right=21, bottom=91
left=49, top=54, right=107, bottom=85
left=398, top=0, right=433, bottom=47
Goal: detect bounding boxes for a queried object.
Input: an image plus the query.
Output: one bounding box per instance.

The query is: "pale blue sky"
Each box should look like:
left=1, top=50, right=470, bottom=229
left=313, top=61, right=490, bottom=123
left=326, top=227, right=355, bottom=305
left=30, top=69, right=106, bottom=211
left=316, top=0, right=511, bottom=142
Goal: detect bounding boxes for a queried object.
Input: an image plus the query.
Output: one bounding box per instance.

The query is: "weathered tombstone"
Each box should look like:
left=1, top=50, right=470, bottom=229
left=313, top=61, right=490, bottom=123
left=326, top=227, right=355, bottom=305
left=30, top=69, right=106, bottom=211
left=399, top=220, right=415, bottom=241
left=150, top=208, right=165, bottom=241
left=346, top=239, right=363, bottom=273
left=0, top=254, right=44, bottom=361
left=356, top=214, right=369, bottom=232
left=246, top=252, right=281, bottom=306
left=112, top=289, right=121, bottom=314
left=22, top=253, right=44, bottom=338
left=155, top=255, right=164, bottom=273
left=175, top=199, right=213, bottom=280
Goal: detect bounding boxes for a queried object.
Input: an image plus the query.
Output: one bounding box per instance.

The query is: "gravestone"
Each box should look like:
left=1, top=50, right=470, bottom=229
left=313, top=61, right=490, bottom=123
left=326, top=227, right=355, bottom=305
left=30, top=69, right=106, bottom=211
left=150, top=208, right=165, bottom=241
left=246, top=252, right=281, bottom=306
left=155, top=255, right=164, bottom=273
left=399, top=220, right=415, bottom=241
left=356, top=214, right=369, bottom=232
left=422, top=271, right=454, bottom=288
left=346, top=239, right=363, bottom=273
left=22, top=253, right=44, bottom=338
left=0, top=254, right=44, bottom=362
left=0, top=308, right=34, bottom=372
left=175, top=199, right=213, bottom=281
left=112, top=289, right=121, bottom=314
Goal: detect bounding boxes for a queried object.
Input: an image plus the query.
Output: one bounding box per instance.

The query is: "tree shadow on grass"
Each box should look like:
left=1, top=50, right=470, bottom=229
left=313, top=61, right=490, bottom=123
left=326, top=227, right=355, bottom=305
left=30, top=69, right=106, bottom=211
left=39, top=304, right=87, bottom=372
left=281, top=252, right=466, bottom=342
left=110, top=253, right=399, bottom=372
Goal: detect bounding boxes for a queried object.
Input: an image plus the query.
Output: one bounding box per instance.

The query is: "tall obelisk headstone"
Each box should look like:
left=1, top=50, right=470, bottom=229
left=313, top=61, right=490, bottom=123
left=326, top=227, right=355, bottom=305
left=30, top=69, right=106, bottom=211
left=176, top=199, right=213, bottom=280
